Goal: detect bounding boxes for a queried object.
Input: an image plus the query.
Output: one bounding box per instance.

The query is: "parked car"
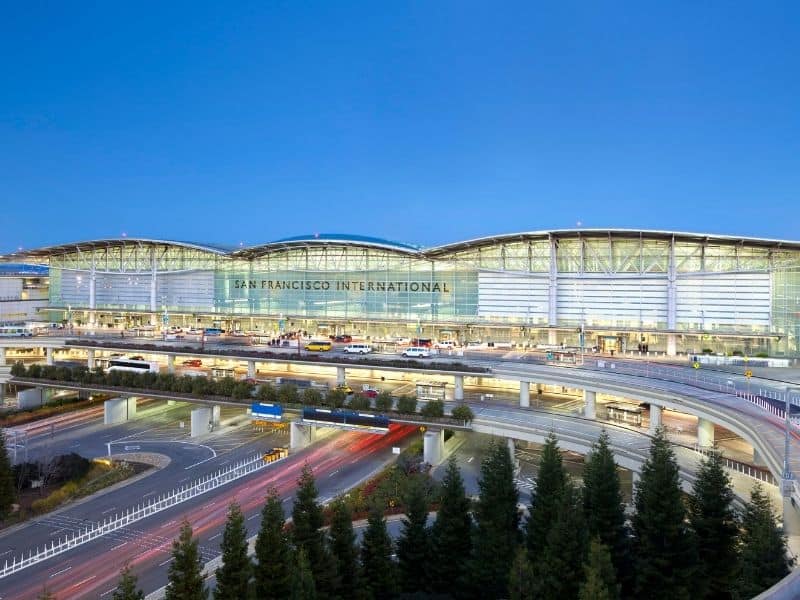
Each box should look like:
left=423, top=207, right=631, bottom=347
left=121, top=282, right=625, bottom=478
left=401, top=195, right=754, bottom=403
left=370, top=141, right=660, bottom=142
left=305, top=340, right=333, bottom=352
left=411, top=338, right=433, bottom=348
left=343, top=343, right=372, bottom=354
left=334, top=334, right=353, bottom=343
left=182, top=359, right=202, bottom=367
left=434, top=340, right=458, bottom=349
left=402, top=346, right=432, bottom=358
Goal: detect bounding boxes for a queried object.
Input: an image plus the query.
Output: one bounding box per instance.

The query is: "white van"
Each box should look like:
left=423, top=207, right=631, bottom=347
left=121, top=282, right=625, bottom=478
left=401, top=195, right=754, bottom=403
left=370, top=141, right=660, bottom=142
left=402, top=346, right=432, bottom=358
left=343, top=344, right=372, bottom=354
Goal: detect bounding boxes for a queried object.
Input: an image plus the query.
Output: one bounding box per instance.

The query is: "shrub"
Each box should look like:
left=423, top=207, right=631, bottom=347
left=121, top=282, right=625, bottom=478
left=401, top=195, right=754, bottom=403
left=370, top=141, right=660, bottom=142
left=450, top=405, right=475, bottom=423
left=278, top=383, right=299, bottom=404
left=257, top=383, right=278, bottom=402
left=396, top=395, right=418, bottom=415
left=374, top=391, right=393, bottom=412
left=420, top=399, right=445, bottom=418
left=731, top=350, right=744, bottom=357
left=755, top=352, right=769, bottom=358
left=701, top=348, right=714, bottom=355
left=325, top=389, right=347, bottom=408
left=302, top=388, right=322, bottom=406
left=10, top=361, right=26, bottom=376
left=347, top=395, right=372, bottom=411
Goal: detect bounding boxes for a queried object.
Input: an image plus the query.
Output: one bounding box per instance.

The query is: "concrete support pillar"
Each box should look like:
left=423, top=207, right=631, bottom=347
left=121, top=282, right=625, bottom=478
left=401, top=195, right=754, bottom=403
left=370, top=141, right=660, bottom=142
left=0, top=347, right=6, bottom=366
left=697, top=417, right=715, bottom=447
left=649, top=404, right=663, bottom=434
left=584, top=389, right=597, bottom=419
left=548, top=329, right=558, bottom=345
left=104, top=397, right=135, bottom=425
left=247, top=360, right=256, bottom=380
left=190, top=407, right=212, bottom=437
left=666, top=333, right=677, bottom=357
left=632, top=471, right=641, bottom=487
left=519, top=381, right=530, bottom=408
left=336, top=366, right=346, bottom=386
left=87, top=349, right=95, bottom=370
left=212, top=405, right=221, bottom=426
left=753, top=447, right=766, bottom=466
left=454, top=375, right=464, bottom=402
left=423, top=429, right=445, bottom=466
left=290, top=421, right=317, bottom=449
left=167, top=355, right=175, bottom=374
left=0, top=383, right=5, bottom=407
left=126, top=397, right=137, bottom=419
left=46, top=347, right=54, bottom=366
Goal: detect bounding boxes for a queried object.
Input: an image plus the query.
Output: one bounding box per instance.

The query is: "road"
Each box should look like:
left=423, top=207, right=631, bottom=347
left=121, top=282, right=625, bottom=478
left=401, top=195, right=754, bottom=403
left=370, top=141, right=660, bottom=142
left=0, top=425, right=415, bottom=599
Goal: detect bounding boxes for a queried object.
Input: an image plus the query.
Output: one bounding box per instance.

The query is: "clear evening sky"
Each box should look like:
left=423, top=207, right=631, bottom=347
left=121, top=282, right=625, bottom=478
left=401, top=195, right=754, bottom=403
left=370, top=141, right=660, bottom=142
left=1, top=2, right=798, bottom=253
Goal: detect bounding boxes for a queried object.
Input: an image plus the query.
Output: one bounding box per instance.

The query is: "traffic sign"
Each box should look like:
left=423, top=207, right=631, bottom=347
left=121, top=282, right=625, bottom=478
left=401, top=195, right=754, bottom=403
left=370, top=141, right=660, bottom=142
left=745, top=369, right=753, bottom=378
left=692, top=362, right=700, bottom=370
left=419, top=426, right=427, bottom=433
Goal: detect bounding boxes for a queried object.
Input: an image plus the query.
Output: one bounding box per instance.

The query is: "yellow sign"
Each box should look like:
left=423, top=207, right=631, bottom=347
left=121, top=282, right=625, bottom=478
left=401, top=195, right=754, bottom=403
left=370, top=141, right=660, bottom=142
left=745, top=369, right=753, bottom=378
left=419, top=426, right=427, bottom=433
left=692, top=362, right=700, bottom=370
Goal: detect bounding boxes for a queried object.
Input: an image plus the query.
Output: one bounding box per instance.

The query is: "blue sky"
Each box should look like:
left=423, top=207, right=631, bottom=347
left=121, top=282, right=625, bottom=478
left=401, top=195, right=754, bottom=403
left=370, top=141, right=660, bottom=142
left=1, top=2, right=798, bottom=252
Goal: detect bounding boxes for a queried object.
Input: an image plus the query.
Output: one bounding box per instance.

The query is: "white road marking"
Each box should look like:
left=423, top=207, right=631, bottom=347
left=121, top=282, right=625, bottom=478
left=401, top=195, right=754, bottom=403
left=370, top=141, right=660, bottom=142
left=71, top=575, right=96, bottom=588
left=467, top=456, right=474, bottom=463
left=247, top=514, right=259, bottom=520
left=100, top=588, right=117, bottom=597
left=50, top=566, right=72, bottom=577
left=110, top=541, right=128, bottom=551
left=101, top=507, right=116, bottom=515
left=209, top=533, right=222, bottom=540
left=159, top=557, right=174, bottom=567
left=160, top=520, right=176, bottom=528
left=142, top=491, right=156, bottom=498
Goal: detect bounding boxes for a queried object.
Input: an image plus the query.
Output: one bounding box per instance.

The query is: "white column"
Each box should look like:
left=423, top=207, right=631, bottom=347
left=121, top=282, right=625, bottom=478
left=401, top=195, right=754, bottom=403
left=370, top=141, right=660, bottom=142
left=247, top=360, right=256, bottom=380
left=190, top=407, right=212, bottom=437
left=649, top=404, right=663, bottom=434
left=126, top=397, right=137, bottom=419
left=87, top=349, right=95, bottom=370
left=519, top=381, right=530, bottom=408
left=167, top=354, right=175, bottom=374
left=548, top=236, right=558, bottom=327
left=290, top=421, right=316, bottom=449
left=584, top=390, right=596, bottom=419
left=150, top=250, right=157, bottom=314
left=336, top=366, right=346, bottom=386
left=454, top=375, right=464, bottom=402
left=547, top=329, right=558, bottom=345
left=423, top=429, right=445, bottom=466
left=667, top=237, right=677, bottom=330
left=0, top=347, right=6, bottom=365
left=46, top=347, right=54, bottom=366
left=104, top=398, right=129, bottom=425
left=697, top=417, right=714, bottom=447
left=212, top=405, right=221, bottom=426
left=666, top=333, right=677, bottom=357
left=89, top=256, right=97, bottom=325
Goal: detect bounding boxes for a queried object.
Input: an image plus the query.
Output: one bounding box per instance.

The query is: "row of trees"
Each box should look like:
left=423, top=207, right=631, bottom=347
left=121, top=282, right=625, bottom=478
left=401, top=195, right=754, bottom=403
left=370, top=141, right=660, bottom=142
left=93, top=427, right=794, bottom=599
left=10, top=362, right=474, bottom=423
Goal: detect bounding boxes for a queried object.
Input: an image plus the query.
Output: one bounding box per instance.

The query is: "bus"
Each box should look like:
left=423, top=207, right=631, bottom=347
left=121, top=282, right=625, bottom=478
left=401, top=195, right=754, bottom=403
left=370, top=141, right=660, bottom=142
left=203, top=327, right=225, bottom=336
left=606, top=403, right=643, bottom=426
left=0, top=325, right=34, bottom=337
left=107, top=358, right=160, bottom=374
left=211, top=367, right=236, bottom=379
left=301, top=407, right=389, bottom=430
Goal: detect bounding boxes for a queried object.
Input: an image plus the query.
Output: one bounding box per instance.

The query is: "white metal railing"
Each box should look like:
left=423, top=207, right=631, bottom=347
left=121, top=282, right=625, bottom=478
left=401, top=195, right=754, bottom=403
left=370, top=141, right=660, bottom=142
left=693, top=444, right=776, bottom=485
left=0, top=451, right=283, bottom=579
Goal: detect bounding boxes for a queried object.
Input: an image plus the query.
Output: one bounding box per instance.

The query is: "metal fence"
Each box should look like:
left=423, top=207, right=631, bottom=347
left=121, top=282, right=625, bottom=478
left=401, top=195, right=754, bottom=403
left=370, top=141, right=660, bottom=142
left=693, top=444, right=776, bottom=485
left=0, top=451, right=283, bottom=580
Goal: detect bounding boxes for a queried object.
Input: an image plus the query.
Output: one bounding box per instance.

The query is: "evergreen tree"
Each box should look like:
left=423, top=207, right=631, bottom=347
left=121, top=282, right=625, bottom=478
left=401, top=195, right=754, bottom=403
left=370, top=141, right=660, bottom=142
left=533, top=479, right=588, bottom=600
left=328, top=499, right=359, bottom=598
left=214, top=502, right=251, bottom=600
left=165, top=519, right=208, bottom=600
left=582, top=430, right=631, bottom=594
left=359, top=504, right=398, bottom=599
left=508, top=546, right=535, bottom=600
left=632, top=427, right=696, bottom=600
left=579, top=538, right=620, bottom=600
left=688, top=449, right=738, bottom=600
left=113, top=563, right=145, bottom=600
left=0, top=430, right=16, bottom=520
left=428, top=457, right=472, bottom=594
left=470, top=441, right=520, bottom=599
left=738, top=483, right=793, bottom=598
left=291, top=548, right=318, bottom=600
left=292, top=465, right=336, bottom=598
left=526, top=432, right=565, bottom=557
left=254, top=488, right=292, bottom=600
left=37, top=587, right=55, bottom=600
left=396, top=479, right=430, bottom=593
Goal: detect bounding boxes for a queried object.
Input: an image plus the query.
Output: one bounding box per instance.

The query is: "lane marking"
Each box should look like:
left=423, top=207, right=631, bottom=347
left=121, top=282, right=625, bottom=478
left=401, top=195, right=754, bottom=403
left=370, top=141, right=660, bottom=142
left=209, top=533, right=222, bottom=541
left=71, top=575, right=96, bottom=588
left=247, top=514, right=259, bottom=520
left=100, top=588, right=117, bottom=597
left=160, top=520, right=176, bottom=529
left=159, top=557, right=174, bottom=567
left=101, top=507, right=116, bottom=515
left=50, top=566, right=72, bottom=578
left=110, top=542, right=128, bottom=551
left=142, top=491, right=156, bottom=498
left=467, top=456, right=474, bottom=463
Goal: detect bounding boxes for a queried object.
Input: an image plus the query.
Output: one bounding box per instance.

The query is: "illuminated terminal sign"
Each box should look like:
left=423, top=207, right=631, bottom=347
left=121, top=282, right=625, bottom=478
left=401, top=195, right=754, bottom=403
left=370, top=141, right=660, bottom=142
left=233, top=279, right=451, bottom=293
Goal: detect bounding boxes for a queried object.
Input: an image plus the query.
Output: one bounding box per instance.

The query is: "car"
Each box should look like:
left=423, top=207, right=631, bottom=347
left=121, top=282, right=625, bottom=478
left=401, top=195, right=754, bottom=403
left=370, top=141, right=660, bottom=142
left=434, top=340, right=458, bottom=349
left=361, top=384, right=380, bottom=398
left=334, top=334, right=353, bottom=343
left=342, top=344, right=372, bottom=354
left=411, top=338, right=433, bottom=348
left=305, top=340, right=333, bottom=352
left=335, top=383, right=353, bottom=394
left=129, top=355, right=145, bottom=361
left=182, top=359, right=202, bottom=367
left=402, top=346, right=432, bottom=358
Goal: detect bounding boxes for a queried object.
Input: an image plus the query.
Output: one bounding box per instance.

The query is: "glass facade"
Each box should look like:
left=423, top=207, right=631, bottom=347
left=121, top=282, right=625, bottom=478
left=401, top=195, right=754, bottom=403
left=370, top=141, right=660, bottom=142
left=22, top=232, right=800, bottom=355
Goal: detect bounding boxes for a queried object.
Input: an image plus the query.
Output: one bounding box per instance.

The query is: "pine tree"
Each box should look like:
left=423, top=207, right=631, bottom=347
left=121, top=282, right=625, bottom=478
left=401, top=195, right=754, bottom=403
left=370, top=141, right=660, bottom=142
left=291, top=548, right=318, bottom=600
left=582, top=430, right=631, bottom=595
left=508, top=546, right=535, bottom=600
left=254, top=488, right=292, bottom=600
left=533, top=479, right=588, bottom=600
left=359, top=504, right=397, bottom=599
left=112, top=563, right=145, bottom=600
left=526, top=432, right=565, bottom=557
left=632, top=427, right=696, bottom=600
left=396, top=479, right=430, bottom=593
left=579, top=538, right=620, bottom=600
left=0, top=430, right=16, bottom=520
left=292, top=464, right=336, bottom=598
left=165, top=519, right=208, bottom=600
left=37, top=587, right=55, bottom=600
left=470, top=441, right=520, bottom=598
left=328, top=499, right=358, bottom=598
left=214, top=502, right=251, bottom=600
left=687, top=449, right=738, bottom=600
left=428, top=457, right=472, bottom=594
left=738, top=483, right=793, bottom=598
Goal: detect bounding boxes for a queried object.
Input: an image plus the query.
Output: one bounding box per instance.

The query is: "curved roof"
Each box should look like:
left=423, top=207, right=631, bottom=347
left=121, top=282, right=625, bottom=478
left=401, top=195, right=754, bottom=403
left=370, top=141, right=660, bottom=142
left=233, top=233, right=420, bottom=258
left=7, top=238, right=234, bottom=259
left=425, top=228, right=800, bottom=255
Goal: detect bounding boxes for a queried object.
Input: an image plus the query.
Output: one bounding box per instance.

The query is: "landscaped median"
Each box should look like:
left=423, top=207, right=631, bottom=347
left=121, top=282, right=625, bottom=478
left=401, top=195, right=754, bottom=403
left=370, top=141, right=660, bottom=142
left=9, top=361, right=475, bottom=427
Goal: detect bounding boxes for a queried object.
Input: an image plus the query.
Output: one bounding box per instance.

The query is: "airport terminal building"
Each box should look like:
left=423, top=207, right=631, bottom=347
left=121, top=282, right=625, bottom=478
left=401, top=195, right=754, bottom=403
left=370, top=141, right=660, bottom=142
left=4, top=229, right=800, bottom=357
